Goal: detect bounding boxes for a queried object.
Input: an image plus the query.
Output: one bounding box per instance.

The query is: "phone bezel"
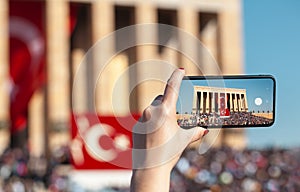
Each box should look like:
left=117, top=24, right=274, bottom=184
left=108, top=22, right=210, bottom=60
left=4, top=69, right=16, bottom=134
left=179, top=75, right=276, bottom=128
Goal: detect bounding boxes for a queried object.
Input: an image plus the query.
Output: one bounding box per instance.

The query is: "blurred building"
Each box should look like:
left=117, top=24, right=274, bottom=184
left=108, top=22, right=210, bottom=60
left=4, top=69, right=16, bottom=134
left=0, top=0, right=245, bottom=158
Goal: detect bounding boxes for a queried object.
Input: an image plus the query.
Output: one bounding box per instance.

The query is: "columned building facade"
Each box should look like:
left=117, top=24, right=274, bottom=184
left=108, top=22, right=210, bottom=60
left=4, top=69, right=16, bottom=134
left=0, top=0, right=245, bottom=154
left=192, top=86, right=248, bottom=114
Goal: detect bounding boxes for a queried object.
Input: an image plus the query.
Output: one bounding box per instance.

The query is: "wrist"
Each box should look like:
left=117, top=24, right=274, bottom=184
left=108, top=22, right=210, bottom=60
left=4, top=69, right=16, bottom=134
left=132, top=164, right=172, bottom=177
left=131, top=166, right=172, bottom=192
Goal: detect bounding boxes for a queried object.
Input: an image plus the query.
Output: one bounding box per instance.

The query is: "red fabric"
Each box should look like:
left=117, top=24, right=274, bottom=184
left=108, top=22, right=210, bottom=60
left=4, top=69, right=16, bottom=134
left=225, top=108, right=230, bottom=116
left=9, top=1, right=46, bottom=134
left=71, top=114, right=140, bottom=169
left=70, top=3, right=80, bottom=34
left=220, top=96, right=226, bottom=116
left=225, top=95, right=230, bottom=116
left=9, top=1, right=80, bottom=134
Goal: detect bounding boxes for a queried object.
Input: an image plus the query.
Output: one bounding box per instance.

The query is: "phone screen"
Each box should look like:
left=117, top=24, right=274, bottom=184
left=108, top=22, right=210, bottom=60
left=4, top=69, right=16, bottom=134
left=176, top=75, right=276, bottom=128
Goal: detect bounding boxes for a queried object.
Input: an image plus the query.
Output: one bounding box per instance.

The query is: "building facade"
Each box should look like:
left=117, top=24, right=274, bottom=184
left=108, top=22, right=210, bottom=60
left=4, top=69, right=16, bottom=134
left=192, top=86, right=248, bottom=114
left=0, top=0, right=245, bottom=155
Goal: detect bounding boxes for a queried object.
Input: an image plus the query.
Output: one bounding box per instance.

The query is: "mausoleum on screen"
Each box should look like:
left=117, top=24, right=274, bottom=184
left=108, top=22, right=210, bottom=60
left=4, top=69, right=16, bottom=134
left=192, top=86, right=248, bottom=114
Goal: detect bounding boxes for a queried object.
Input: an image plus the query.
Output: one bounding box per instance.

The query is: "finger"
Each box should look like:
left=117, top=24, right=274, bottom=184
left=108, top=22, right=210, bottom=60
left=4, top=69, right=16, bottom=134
left=190, top=127, right=209, bottom=143
left=141, top=95, right=164, bottom=122
left=141, top=106, right=151, bottom=122
left=163, top=68, right=185, bottom=106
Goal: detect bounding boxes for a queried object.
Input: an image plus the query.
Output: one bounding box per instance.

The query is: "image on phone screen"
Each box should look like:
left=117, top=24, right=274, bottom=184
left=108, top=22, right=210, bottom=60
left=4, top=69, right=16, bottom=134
left=176, top=76, right=275, bottom=128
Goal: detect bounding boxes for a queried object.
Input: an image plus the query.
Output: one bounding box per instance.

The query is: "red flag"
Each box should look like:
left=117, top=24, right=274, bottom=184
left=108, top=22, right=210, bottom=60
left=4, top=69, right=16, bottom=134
left=9, top=1, right=80, bottom=139
left=71, top=113, right=140, bottom=169
left=219, top=95, right=226, bottom=116
left=9, top=1, right=46, bottom=136
left=225, top=108, right=230, bottom=116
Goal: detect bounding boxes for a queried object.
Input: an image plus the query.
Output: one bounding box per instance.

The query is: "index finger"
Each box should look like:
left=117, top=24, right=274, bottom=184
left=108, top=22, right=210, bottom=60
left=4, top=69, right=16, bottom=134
left=163, top=68, right=185, bottom=106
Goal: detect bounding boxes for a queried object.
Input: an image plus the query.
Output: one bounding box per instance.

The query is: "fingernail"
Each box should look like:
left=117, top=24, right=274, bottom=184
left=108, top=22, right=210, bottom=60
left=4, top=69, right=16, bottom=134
left=179, top=67, right=184, bottom=70
left=203, top=129, right=209, bottom=137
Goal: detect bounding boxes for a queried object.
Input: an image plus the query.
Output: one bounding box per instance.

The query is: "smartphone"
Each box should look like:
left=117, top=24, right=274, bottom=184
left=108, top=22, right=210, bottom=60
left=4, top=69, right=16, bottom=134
left=176, top=75, right=276, bottom=128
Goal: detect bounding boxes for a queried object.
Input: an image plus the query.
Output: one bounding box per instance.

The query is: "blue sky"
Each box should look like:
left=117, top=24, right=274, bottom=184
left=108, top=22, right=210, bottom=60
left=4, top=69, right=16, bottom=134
left=243, top=0, right=300, bottom=148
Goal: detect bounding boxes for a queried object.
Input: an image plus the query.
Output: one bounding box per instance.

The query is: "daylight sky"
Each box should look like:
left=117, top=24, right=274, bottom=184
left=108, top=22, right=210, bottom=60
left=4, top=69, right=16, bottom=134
left=243, top=0, right=300, bottom=148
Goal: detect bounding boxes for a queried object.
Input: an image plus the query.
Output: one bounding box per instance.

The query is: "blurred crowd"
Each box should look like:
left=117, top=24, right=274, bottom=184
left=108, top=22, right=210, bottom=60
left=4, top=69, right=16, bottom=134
left=177, top=112, right=273, bottom=128
left=0, top=146, right=70, bottom=192
left=172, top=147, right=300, bottom=192
left=1, top=146, right=300, bottom=191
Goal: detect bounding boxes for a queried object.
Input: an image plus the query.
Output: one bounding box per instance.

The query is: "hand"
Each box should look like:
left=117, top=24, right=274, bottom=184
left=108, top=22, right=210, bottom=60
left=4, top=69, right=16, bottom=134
left=130, top=68, right=209, bottom=192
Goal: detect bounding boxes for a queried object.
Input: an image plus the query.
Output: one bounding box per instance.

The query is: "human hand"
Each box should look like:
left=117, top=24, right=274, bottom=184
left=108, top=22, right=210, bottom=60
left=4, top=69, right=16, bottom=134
left=131, top=68, right=209, bottom=191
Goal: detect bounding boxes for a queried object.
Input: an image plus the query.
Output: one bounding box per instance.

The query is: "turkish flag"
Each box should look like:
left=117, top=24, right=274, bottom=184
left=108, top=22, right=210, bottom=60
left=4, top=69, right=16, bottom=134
left=9, top=1, right=80, bottom=146
left=220, top=96, right=226, bottom=116
left=9, top=1, right=46, bottom=137
left=71, top=114, right=140, bottom=169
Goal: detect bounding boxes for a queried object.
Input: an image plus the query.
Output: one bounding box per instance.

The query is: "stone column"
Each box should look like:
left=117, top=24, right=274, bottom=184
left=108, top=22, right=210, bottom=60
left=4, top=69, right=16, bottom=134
left=234, top=93, right=238, bottom=112
left=71, top=49, right=87, bottom=115
left=206, top=92, right=210, bottom=113
left=212, top=92, right=215, bottom=112
left=0, top=0, right=9, bottom=151
left=218, top=0, right=246, bottom=150
left=230, top=93, right=234, bottom=112
left=0, top=0, right=9, bottom=126
left=219, top=0, right=244, bottom=75
left=244, top=93, right=248, bottom=111
left=192, top=89, right=197, bottom=114
left=92, top=0, right=115, bottom=115
left=200, top=92, right=204, bottom=113
left=239, top=94, right=241, bottom=111
left=178, top=6, right=200, bottom=75
left=136, top=2, right=160, bottom=113
left=101, top=54, right=130, bottom=116
left=29, top=89, right=45, bottom=157
left=46, top=0, right=70, bottom=129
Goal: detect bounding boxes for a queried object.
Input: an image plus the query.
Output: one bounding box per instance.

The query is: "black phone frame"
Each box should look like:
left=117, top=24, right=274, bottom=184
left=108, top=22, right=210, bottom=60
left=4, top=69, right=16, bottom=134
left=179, top=75, right=276, bottom=129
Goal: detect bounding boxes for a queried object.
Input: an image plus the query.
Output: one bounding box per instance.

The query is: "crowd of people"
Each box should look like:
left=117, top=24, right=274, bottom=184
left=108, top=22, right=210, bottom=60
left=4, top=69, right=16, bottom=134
left=1, top=146, right=300, bottom=191
left=177, top=112, right=273, bottom=128
left=0, top=146, right=70, bottom=191
left=171, top=146, right=300, bottom=192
